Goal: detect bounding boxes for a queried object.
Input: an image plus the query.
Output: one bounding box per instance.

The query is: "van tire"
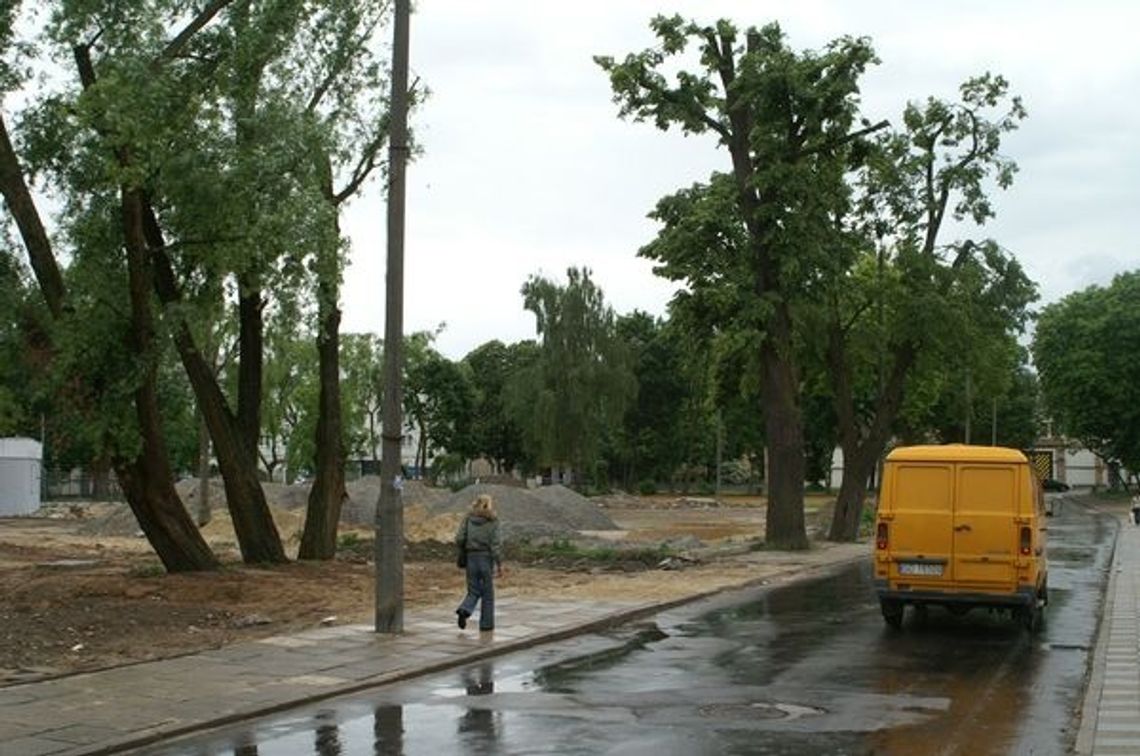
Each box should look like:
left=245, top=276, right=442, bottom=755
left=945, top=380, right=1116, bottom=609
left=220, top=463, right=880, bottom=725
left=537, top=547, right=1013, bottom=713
left=1017, top=602, right=1043, bottom=633
left=881, top=599, right=904, bottom=629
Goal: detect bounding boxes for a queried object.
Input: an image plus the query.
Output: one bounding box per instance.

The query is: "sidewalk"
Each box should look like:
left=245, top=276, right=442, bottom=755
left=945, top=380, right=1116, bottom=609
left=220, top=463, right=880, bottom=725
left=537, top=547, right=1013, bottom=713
left=0, top=542, right=868, bottom=755
left=1079, top=504, right=1140, bottom=756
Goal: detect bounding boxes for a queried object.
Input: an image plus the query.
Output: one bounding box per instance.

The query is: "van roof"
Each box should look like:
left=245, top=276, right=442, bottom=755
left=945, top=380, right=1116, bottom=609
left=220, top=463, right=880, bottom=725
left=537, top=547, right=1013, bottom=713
left=885, top=445, right=1029, bottom=463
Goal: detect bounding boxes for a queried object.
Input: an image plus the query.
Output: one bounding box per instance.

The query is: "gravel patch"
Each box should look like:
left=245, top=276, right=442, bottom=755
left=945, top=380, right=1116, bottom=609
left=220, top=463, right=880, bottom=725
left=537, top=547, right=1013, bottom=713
left=429, top=483, right=618, bottom=541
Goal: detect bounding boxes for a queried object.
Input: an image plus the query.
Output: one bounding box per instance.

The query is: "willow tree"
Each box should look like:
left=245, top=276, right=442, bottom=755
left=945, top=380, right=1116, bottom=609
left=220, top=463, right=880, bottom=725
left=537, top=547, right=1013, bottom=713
left=1, top=0, right=219, bottom=571
left=598, top=17, right=884, bottom=547
left=515, top=267, right=635, bottom=489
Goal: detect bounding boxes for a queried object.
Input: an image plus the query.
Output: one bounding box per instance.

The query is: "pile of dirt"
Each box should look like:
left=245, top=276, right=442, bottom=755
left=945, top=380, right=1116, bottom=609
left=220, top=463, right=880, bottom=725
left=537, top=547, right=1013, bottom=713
left=176, top=479, right=310, bottom=512
left=404, top=504, right=464, bottom=543
left=76, top=504, right=144, bottom=538
left=428, top=483, right=618, bottom=541
left=70, top=479, right=624, bottom=548
left=338, top=477, right=449, bottom=525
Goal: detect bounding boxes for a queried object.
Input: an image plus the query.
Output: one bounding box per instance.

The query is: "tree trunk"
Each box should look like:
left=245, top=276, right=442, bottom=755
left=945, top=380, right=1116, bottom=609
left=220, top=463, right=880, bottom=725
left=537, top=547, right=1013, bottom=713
left=142, top=202, right=286, bottom=564
left=91, top=455, right=112, bottom=499
left=120, top=188, right=218, bottom=571
left=417, top=421, right=428, bottom=477
left=827, top=325, right=917, bottom=542
left=299, top=298, right=347, bottom=560
left=237, top=279, right=263, bottom=471
left=0, top=114, right=65, bottom=318
left=760, top=309, right=808, bottom=549
left=196, top=407, right=211, bottom=526
left=828, top=439, right=877, bottom=541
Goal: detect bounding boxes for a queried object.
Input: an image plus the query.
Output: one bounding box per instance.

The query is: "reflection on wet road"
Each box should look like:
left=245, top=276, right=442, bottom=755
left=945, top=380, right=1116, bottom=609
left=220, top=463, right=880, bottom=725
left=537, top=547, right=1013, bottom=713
left=141, top=498, right=1115, bottom=756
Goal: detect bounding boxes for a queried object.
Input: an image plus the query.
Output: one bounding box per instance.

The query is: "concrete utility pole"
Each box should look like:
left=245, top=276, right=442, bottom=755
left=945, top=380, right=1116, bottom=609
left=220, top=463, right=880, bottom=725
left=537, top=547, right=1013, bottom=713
left=375, top=0, right=410, bottom=634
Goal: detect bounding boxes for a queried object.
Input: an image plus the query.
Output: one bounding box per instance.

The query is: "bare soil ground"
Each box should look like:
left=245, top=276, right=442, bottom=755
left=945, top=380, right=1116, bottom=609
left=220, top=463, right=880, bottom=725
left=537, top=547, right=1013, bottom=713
left=0, top=487, right=834, bottom=687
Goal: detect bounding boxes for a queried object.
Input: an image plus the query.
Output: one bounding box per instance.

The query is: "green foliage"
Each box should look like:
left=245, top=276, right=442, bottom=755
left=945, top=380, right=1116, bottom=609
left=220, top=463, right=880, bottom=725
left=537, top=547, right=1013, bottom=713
left=404, top=329, right=477, bottom=472
left=127, top=561, right=166, bottom=579
left=430, top=451, right=466, bottom=483
left=1034, top=272, right=1140, bottom=474
left=340, top=332, right=384, bottom=460
left=513, top=268, right=636, bottom=480
left=507, top=537, right=676, bottom=568
left=638, top=479, right=657, bottom=495
left=911, top=346, right=1041, bottom=449
left=859, top=502, right=877, bottom=536
left=0, top=247, right=36, bottom=437
left=607, top=312, right=691, bottom=488
left=463, top=339, right=530, bottom=474
left=335, top=531, right=373, bottom=560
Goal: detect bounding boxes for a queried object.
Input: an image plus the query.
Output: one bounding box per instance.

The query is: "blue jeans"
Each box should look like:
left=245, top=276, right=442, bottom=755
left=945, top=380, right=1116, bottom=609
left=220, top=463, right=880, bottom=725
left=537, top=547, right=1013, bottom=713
left=458, top=552, right=495, bottom=630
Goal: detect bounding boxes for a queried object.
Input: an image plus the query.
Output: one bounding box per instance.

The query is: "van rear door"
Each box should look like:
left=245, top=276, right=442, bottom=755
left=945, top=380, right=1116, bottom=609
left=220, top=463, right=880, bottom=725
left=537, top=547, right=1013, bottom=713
left=953, top=464, right=1018, bottom=591
left=889, top=463, right=953, bottom=581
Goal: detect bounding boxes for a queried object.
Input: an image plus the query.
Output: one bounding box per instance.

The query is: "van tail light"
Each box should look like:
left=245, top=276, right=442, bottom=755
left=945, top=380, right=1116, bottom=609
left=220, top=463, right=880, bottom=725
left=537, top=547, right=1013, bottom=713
left=876, top=522, right=889, bottom=550
left=1019, top=526, right=1032, bottom=556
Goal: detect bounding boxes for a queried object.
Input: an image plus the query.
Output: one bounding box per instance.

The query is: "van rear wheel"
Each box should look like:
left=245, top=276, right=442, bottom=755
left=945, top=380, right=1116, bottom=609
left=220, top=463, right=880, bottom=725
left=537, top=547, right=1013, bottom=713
left=880, top=599, right=904, bottom=629
left=1016, top=602, right=1042, bottom=633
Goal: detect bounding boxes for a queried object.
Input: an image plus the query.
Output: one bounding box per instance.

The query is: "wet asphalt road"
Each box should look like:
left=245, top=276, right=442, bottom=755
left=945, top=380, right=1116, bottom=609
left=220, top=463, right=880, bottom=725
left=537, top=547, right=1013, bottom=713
left=142, top=498, right=1116, bottom=756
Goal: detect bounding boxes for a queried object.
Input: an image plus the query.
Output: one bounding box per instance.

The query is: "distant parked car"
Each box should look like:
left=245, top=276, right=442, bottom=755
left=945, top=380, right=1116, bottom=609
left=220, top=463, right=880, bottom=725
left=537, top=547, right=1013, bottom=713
left=1041, top=479, right=1070, bottom=492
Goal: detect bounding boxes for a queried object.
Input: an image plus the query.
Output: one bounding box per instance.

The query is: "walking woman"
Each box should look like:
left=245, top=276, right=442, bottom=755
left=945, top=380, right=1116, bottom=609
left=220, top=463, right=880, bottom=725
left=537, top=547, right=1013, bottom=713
left=455, top=494, right=503, bottom=631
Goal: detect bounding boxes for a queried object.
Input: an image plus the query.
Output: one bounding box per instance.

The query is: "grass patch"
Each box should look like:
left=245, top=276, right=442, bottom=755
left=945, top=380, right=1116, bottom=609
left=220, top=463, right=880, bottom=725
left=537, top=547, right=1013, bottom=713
left=127, top=562, right=166, bottom=578
left=506, top=537, right=677, bottom=570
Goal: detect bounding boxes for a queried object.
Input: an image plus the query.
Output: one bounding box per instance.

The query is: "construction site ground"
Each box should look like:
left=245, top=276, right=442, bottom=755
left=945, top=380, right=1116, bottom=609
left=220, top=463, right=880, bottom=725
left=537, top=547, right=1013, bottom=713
left=0, top=484, right=837, bottom=687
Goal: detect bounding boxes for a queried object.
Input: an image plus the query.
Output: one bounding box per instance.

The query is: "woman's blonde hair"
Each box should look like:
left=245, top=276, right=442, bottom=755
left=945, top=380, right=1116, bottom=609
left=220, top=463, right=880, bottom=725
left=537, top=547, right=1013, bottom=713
left=471, top=494, right=496, bottom=518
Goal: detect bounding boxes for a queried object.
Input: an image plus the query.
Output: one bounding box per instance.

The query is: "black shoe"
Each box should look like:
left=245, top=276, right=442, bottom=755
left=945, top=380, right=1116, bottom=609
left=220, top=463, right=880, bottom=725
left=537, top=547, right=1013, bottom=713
left=479, top=626, right=494, bottom=632
left=456, top=609, right=469, bottom=629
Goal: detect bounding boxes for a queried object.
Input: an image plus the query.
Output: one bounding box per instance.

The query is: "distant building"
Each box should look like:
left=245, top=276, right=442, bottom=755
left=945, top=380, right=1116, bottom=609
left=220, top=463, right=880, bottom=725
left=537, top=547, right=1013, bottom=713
left=1028, top=437, right=1129, bottom=488
left=829, top=438, right=1131, bottom=492
left=0, top=437, right=42, bottom=516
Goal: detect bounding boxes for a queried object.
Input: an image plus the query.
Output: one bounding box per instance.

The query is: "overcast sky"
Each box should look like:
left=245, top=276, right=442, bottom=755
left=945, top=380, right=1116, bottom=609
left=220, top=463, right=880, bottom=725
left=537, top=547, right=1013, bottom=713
left=338, top=1, right=1140, bottom=360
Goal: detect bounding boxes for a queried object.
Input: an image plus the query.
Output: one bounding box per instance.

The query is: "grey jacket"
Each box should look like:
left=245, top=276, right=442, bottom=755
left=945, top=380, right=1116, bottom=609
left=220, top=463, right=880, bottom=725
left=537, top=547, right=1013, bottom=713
left=456, top=514, right=502, bottom=564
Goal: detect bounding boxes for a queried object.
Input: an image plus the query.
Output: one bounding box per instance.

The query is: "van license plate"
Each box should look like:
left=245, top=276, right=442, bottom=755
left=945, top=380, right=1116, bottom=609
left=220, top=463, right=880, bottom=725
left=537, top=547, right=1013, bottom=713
left=899, top=562, right=943, bottom=576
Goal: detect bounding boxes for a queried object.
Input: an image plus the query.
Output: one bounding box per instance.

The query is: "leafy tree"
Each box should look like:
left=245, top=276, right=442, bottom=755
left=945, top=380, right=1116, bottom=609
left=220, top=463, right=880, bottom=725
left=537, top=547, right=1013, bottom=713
left=500, top=339, right=542, bottom=476
left=61, top=1, right=288, bottom=563
left=0, top=2, right=219, bottom=571
left=0, top=242, right=45, bottom=440
left=463, top=340, right=528, bottom=475
left=514, top=267, right=635, bottom=489
left=609, top=312, right=690, bottom=489
left=403, top=331, right=476, bottom=476
left=919, top=349, right=1040, bottom=451
left=260, top=324, right=315, bottom=481
left=1033, top=272, right=1140, bottom=483
left=599, top=17, right=884, bottom=547
left=824, top=76, right=1034, bottom=541
left=341, top=332, right=385, bottom=462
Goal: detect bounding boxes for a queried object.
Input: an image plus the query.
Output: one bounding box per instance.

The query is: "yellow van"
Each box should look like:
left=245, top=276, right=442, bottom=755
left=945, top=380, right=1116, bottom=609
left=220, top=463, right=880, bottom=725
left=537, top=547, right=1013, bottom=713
left=873, top=445, right=1048, bottom=631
